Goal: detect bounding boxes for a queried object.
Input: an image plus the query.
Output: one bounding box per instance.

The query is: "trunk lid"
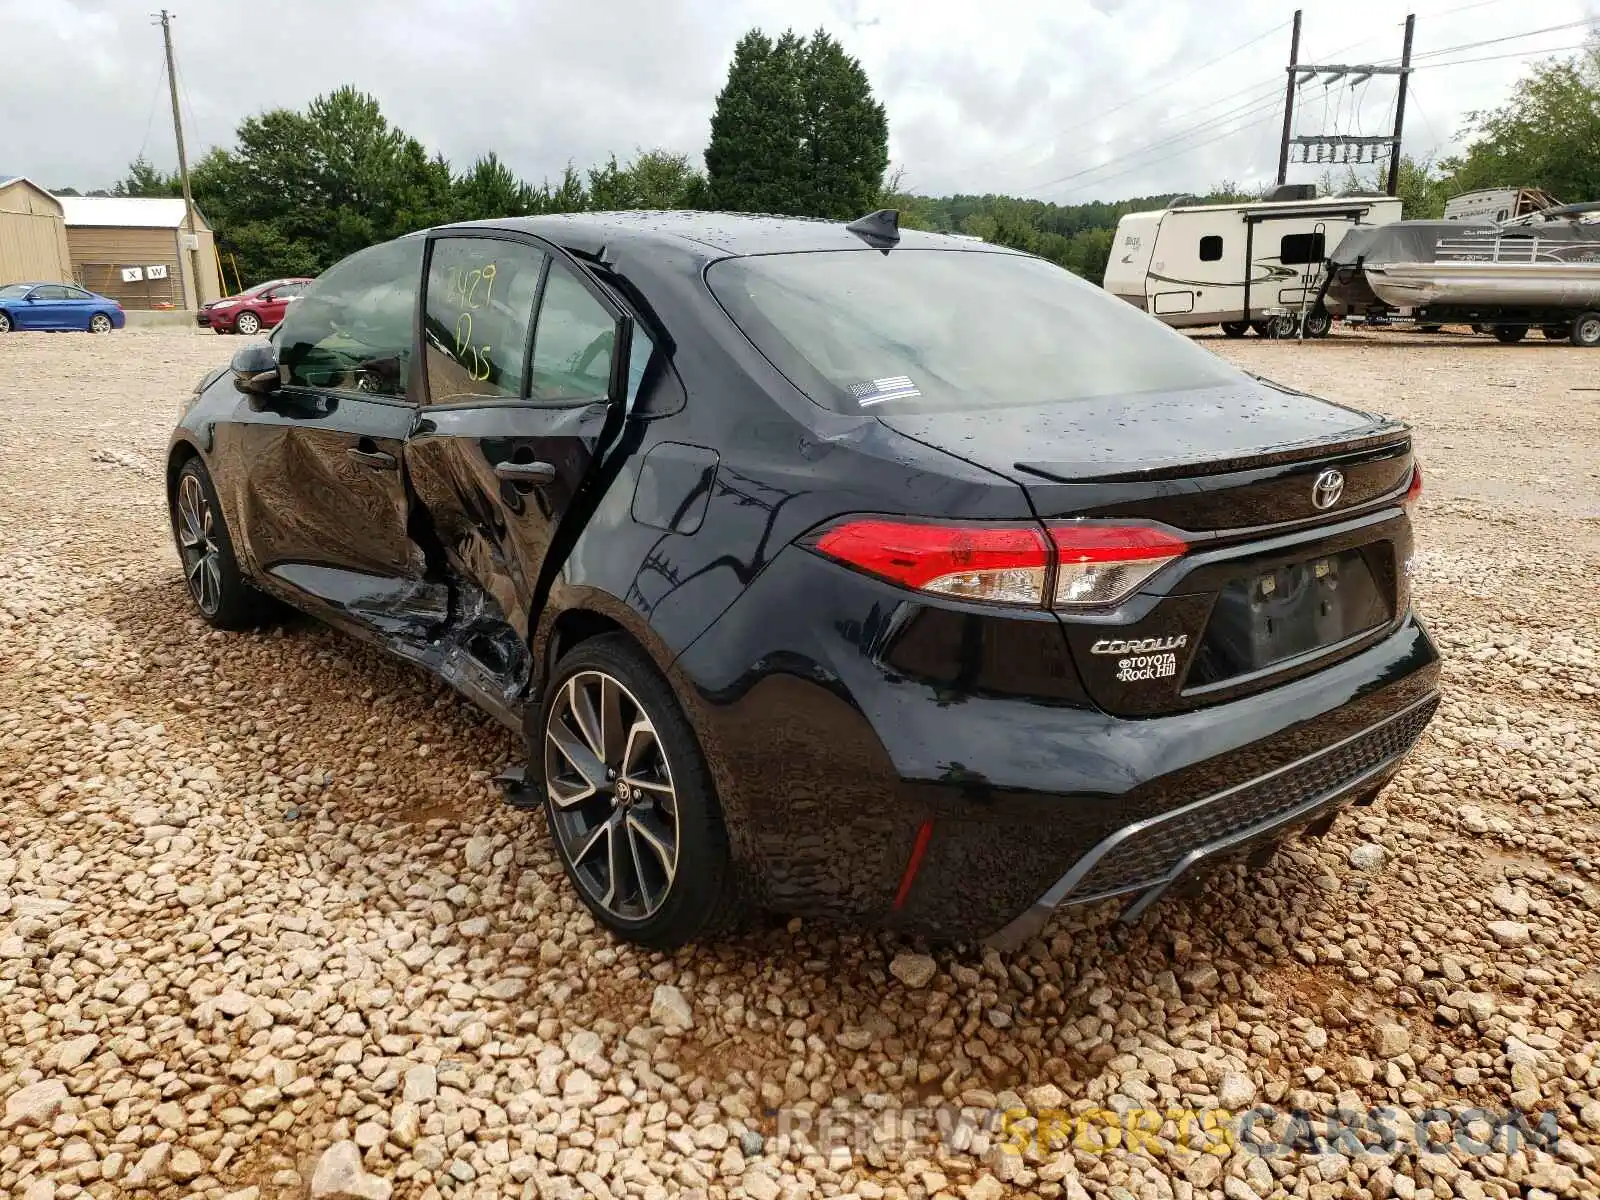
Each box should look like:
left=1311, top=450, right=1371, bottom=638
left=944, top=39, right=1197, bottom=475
left=876, top=379, right=1416, bottom=716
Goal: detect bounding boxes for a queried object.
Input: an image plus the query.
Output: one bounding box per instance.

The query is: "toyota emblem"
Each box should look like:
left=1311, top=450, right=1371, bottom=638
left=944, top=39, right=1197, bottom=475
left=1311, top=468, right=1345, bottom=510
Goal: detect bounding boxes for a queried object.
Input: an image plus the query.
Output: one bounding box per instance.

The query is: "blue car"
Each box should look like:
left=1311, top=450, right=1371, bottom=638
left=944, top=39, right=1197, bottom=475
left=0, top=282, right=125, bottom=333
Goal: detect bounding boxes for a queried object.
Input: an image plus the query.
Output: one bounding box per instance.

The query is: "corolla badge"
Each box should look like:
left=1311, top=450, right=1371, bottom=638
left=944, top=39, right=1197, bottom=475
left=1090, top=635, right=1187, bottom=655
left=1311, top=468, right=1345, bottom=510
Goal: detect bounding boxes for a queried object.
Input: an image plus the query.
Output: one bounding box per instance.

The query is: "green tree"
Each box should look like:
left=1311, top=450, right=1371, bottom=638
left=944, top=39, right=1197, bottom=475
left=1439, top=43, right=1600, bottom=204
left=588, top=150, right=706, bottom=210
left=455, top=152, right=538, bottom=221
left=112, top=156, right=179, bottom=198
left=705, top=28, right=888, bottom=218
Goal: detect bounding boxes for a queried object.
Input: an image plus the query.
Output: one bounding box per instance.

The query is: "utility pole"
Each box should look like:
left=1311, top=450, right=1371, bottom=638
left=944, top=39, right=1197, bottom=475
left=156, top=9, right=202, bottom=308
left=1385, top=13, right=1416, bottom=197
left=1275, top=9, right=1303, bottom=187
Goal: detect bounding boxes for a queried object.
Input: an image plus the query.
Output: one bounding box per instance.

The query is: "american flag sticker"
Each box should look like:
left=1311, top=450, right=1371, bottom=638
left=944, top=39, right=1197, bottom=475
left=847, top=375, right=921, bottom=406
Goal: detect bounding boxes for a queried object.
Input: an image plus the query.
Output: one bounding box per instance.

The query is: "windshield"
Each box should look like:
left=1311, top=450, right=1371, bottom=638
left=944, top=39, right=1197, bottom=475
left=707, top=249, right=1238, bottom=414
left=0, top=284, right=33, bottom=300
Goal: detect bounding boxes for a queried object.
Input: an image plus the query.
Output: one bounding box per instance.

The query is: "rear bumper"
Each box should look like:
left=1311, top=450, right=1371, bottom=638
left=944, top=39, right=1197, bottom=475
left=675, top=545, right=1441, bottom=941
left=986, top=690, right=1436, bottom=948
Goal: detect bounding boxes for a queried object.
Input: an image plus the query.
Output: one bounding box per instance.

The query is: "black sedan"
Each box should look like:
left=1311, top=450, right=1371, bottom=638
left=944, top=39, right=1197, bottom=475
left=165, top=210, right=1439, bottom=949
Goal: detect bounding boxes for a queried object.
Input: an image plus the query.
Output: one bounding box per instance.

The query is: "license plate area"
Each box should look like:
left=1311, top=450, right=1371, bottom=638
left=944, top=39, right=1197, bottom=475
left=1185, top=547, right=1392, bottom=689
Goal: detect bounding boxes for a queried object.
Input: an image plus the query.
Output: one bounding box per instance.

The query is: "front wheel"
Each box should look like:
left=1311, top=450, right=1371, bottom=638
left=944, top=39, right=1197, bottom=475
left=1569, top=311, right=1600, bottom=348
left=1220, top=321, right=1249, bottom=338
left=0, top=311, right=11, bottom=333
left=1493, top=325, right=1527, bottom=344
left=234, top=311, right=262, bottom=336
left=88, top=312, right=113, bottom=334
left=169, top=458, right=271, bottom=630
left=538, top=634, right=745, bottom=948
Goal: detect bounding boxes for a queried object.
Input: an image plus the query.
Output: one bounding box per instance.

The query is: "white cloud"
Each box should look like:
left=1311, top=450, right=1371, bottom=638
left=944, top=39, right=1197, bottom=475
left=2, top=0, right=1593, bottom=203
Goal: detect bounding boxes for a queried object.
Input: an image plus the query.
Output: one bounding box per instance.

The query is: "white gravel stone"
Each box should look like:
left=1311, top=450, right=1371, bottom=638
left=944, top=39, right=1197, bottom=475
left=1488, top=919, right=1532, bottom=946
left=3, top=1079, right=68, bottom=1128
left=651, top=983, right=694, bottom=1031
left=1348, top=842, right=1387, bottom=870
left=889, top=952, right=937, bottom=988
left=310, top=1141, right=392, bottom=1200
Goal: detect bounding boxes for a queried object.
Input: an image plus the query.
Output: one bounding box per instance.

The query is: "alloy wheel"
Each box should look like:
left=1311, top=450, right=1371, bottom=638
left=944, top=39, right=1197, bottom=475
left=0, top=312, right=11, bottom=333
left=175, top=473, right=223, bottom=615
left=544, top=670, right=680, bottom=921
left=89, top=314, right=112, bottom=333
left=236, top=312, right=261, bottom=335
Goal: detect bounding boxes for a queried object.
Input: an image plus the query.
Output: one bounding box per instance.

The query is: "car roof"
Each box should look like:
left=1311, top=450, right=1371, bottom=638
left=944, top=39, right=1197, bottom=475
left=438, top=210, right=1015, bottom=262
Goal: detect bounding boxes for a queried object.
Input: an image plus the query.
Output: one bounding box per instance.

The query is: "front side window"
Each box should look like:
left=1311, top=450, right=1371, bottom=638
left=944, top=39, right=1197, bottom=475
left=423, top=237, right=546, bottom=404
left=277, top=237, right=423, bottom=398
left=1199, top=235, right=1223, bottom=261
left=530, top=262, right=617, bottom=403
left=707, top=249, right=1237, bottom=414
left=30, top=285, right=69, bottom=300
left=1279, top=232, right=1326, bottom=265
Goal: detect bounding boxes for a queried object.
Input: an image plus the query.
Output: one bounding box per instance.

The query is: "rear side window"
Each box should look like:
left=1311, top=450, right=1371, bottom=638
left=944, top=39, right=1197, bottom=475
left=707, top=249, right=1236, bottom=414
left=1199, top=235, right=1223, bottom=261
left=423, top=237, right=546, bottom=404
left=278, top=237, right=422, bottom=397
left=530, top=262, right=616, bottom=403
left=1279, top=232, right=1326, bottom=264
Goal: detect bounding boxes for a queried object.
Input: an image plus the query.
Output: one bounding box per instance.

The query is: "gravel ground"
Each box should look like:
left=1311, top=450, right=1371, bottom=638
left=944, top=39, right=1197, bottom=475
left=1, top=326, right=1597, bottom=1200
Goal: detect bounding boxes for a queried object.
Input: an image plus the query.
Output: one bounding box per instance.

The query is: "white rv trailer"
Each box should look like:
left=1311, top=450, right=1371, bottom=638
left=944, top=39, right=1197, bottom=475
left=1103, top=193, right=1403, bottom=334
left=1442, top=187, right=1558, bottom=223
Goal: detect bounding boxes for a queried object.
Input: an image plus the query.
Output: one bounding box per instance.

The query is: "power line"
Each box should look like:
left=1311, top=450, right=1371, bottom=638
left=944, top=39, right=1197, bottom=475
left=133, top=56, right=168, bottom=167
left=1415, top=41, right=1596, bottom=68
left=1025, top=87, right=1289, bottom=196
left=1046, top=107, right=1287, bottom=201
left=941, top=16, right=1291, bottom=183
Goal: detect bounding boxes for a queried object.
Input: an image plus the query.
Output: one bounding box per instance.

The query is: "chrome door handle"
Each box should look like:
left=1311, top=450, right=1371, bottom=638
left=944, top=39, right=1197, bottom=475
left=494, top=460, right=557, bottom=485
left=347, top=448, right=397, bottom=470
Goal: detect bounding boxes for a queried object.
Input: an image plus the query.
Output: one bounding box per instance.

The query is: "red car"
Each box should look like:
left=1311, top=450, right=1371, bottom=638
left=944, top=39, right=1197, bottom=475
left=197, top=277, right=313, bottom=335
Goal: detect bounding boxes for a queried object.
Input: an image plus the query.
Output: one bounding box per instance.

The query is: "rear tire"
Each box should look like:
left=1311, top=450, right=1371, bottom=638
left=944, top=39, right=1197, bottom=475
left=1220, top=321, right=1249, bottom=338
left=168, top=458, right=272, bottom=631
left=88, top=312, right=113, bottom=334
left=0, top=311, right=11, bottom=333
left=1301, top=309, right=1333, bottom=339
left=1569, top=311, right=1600, bottom=348
left=1492, top=325, right=1527, bottom=344
left=234, top=311, right=261, bottom=336
left=537, top=634, right=746, bottom=948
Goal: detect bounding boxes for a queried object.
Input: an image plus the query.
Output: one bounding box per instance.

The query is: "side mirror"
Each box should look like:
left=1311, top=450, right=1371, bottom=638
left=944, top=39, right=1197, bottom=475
left=231, top=340, right=281, bottom=396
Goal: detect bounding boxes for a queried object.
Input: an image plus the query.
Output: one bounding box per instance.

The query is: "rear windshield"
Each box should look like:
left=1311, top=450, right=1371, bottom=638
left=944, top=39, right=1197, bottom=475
left=707, top=248, right=1236, bottom=414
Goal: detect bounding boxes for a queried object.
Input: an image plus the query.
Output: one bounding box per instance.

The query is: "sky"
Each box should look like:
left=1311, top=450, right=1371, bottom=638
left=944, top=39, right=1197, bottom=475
left=4, top=0, right=1598, bottom=205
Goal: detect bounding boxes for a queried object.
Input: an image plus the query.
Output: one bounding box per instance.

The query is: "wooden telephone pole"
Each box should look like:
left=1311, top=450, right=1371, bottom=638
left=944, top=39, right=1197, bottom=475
left=156, top=9, right=202, bottom=307
left=1277, top=12, right=1417, bottom=196
left=1275, top=10, right=1303, bottom=188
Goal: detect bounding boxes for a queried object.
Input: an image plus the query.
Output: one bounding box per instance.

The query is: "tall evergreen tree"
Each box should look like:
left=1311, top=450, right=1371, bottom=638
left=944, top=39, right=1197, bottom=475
left=795, top=30, right=889, bottom=218
left=705, top=28, right=887, bottom=218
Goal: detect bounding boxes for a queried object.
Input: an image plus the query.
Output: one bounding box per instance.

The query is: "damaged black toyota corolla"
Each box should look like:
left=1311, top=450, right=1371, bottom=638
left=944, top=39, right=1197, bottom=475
left=166, top=210, right=1439, bottom=949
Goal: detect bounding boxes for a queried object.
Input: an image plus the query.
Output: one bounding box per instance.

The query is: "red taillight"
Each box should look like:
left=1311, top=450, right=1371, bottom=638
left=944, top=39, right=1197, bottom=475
left=810, top=518, right=1187, bottom=609
left=1403, top=462, right=1422, bottom=514
left=812, top=519, right=1051, bottom=606
left=1048, top=523, right=1188, bottom=607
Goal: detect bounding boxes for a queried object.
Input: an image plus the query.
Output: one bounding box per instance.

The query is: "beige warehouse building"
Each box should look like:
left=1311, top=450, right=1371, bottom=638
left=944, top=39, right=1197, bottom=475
left=57, top=196, right=223, bottom=310
left=0, top=176, right=74, bottom=284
